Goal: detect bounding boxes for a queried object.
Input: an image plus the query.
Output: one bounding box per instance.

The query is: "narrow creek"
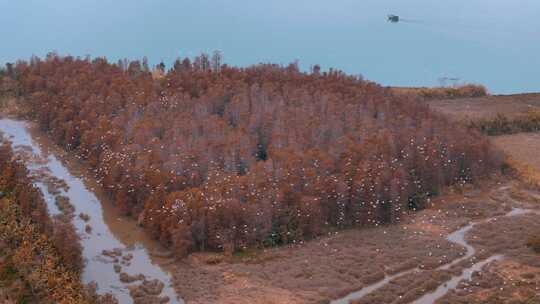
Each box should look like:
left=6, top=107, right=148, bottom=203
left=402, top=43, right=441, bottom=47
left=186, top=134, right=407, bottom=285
left=412, top=255, right=504, bottom=304
left=4, top=116, right=539, bottom=304
left=332, top=207, right=540, bottom=304
left=0, top=119, right=182, bottom=304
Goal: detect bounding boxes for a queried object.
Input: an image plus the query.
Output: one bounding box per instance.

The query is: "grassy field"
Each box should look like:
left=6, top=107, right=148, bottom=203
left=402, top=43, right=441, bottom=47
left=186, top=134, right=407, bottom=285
left=492, top=133, right=540, bottom=187
left=391, top=84, right=488, bottom=101
left=427, top=93, right=540, bottom=122
left=427, top=92, right=540, bottom=185
left=492, top=133, right=540, bottom=172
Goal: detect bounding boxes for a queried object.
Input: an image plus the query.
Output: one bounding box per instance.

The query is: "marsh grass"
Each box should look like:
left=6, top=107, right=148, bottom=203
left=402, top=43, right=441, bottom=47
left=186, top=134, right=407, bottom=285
left=392, top=84, right=488, bottom=100
left=505, top=159, right=540, bottom=188
left=469, top=110, right=540, bottom=136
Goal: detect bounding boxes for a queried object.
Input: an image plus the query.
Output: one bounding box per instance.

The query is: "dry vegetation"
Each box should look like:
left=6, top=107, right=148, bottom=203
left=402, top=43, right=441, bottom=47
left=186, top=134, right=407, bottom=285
left=469, top=110, right=540, bottom=136
left=426, top=92, right=540, bottom=186
left=491, top=133, right=540, bottom=172
left=3, top=55, right=538, bottom=303
left=391, top=84, right=488, bottom=101
left=427, top=92, right=540, bottom=136
left=439, top=200, right=540, bottom=304
left=167, top=180, right=529, bottom=304
left=0, top=54, right=502, bottom=257
left=172, top=222, right=464, bottom=304
left=421, top=92, right=540, bottom=303
left=491, top=133, right=540, bottom=187
left=527, top=236, right=540, bottom=253
left=427, top=93, right=540, bottom=122
left=435, top=261, right=528, bottom=304
left=352, top=269, right=453, bottom=304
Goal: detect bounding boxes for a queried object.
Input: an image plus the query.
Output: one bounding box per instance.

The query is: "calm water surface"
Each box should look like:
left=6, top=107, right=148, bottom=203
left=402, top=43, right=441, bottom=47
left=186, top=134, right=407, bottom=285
left=1, top=1, right=539, bottom=93
left=0, top=119, right=181, bottom=304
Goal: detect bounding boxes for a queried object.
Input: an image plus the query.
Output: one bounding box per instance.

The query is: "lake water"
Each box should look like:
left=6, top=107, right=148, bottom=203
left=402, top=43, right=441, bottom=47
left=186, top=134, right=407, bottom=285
left=1, top=0, right=539, bottom=94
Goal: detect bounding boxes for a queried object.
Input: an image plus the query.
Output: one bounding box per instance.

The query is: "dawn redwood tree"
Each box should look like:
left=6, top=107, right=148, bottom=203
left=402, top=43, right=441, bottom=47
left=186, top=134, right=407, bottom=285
left=8, top=55, right=503, bottom=256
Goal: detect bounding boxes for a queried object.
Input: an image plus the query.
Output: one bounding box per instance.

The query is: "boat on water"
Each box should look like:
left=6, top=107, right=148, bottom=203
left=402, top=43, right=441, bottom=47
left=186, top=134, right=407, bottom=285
left=387, top=14, right=399, bottom=23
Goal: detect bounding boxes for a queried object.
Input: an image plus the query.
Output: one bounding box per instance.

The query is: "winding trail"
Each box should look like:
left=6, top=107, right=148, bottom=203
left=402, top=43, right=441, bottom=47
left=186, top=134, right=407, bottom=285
left=0, top=119, right=183, bottom=304
left=332, top=207, right=540, bottom=304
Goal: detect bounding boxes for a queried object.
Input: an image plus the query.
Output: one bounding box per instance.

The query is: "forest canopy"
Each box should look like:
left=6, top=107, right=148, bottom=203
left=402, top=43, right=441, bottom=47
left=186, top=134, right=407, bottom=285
left=1, top=53, right=502, bottom=255
left=0, top=143, right=92, bottom=303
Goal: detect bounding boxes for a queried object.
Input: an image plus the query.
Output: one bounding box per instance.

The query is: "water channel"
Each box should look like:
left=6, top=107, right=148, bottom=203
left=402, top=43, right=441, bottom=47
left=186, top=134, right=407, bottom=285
left=0, top=118, right=182, bottom=304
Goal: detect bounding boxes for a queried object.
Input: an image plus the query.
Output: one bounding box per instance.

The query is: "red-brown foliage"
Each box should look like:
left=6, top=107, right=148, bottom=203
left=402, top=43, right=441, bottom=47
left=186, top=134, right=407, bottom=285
left=0, top=143, right=91, bottom=303
left=0, top=143, right=84, bottom=271
left=8, top=53, right=502, bottom=254
left=0, top=144, right=51, bottom=233
left=52, top=216, right=84, bottom=271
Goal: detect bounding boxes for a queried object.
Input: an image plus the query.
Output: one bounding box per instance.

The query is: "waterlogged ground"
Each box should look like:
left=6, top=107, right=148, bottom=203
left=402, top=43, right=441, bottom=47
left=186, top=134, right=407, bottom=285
left=169, top=181, right=540, bottom=304
left=0, top=119, right=182, bottom=304
left=1, top=115, right=539, bottom=303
